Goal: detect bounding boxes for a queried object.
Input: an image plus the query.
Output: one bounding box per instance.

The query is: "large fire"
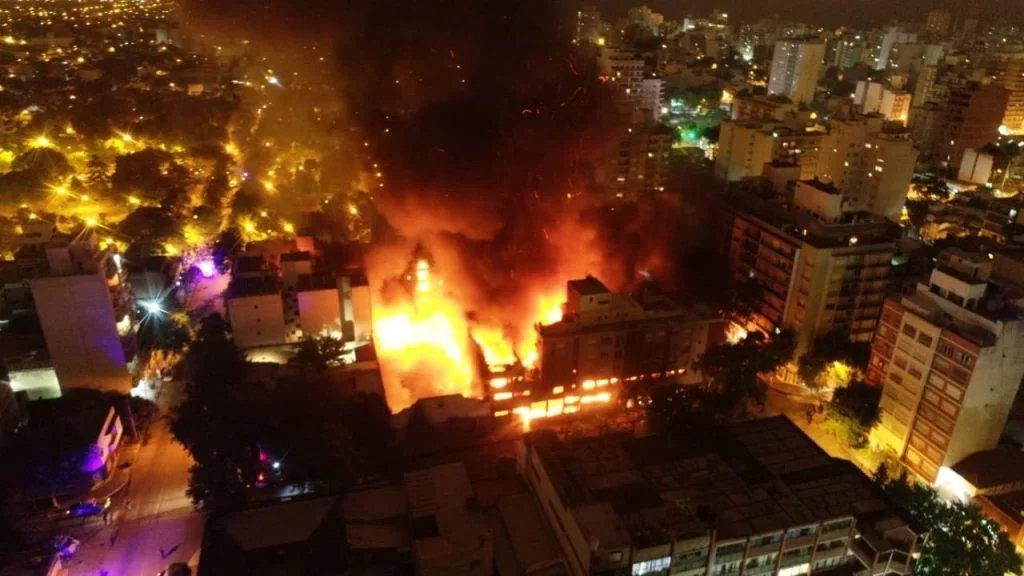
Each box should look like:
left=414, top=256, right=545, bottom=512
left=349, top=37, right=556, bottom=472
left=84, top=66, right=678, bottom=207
left=372, top=256, right=565, bottom=411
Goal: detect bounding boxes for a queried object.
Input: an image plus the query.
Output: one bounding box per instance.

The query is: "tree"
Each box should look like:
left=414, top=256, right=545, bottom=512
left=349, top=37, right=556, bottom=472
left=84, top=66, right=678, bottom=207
left=822, top=380, right=880, bottom=449
left=171, top=314, right=393, bottom=509
left=118, top=206, right=180, bottom=248
left=879, top=474, right=1022, bottom=576
left=86, top=154, right=110, bottom=191
left=12, top=148, right=72, bottom=181
left=698, top=329, right=795, bottom=412
left=797, top=331, right=870, bottom=388
left=294, top=334, right=346, bottom=372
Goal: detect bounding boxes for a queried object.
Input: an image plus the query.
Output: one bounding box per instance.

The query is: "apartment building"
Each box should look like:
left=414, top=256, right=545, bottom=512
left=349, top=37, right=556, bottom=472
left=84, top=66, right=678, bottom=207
left=914, top=82, right=1009, bottom=169
left=869, top=249, right=1024, bottom=483
left=979, top=196, right=1024, bottom=245
left=716, top=121, right=824, bottom=182
left=225, top=246, right=372, bottom=349
left=487, top=277, right=725, bottom=423
left=767, top=37, right=826, bottom=105
left=536, top=277, right=723, bottom=388
left=520, top=416, right=921, bottom=576
left=21, top=228, right=136, bottom=393
left=816, top=116, right=918, bottom=220
left=598, top=120, right=673, bottom=200
left=725, top=185, right=900, bottom=352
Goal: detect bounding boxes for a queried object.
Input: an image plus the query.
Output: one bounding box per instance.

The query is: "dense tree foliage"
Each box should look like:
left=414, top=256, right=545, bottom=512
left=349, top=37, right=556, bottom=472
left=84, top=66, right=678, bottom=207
left=878, top=474, right=1022, bottom=576
left=822, top=380, right=880, bottom=448
left=171, top=315, right=393, bottom=509
left=648, top=330, right=795, bottom=435
left=797, top=331, right=871, bottom=388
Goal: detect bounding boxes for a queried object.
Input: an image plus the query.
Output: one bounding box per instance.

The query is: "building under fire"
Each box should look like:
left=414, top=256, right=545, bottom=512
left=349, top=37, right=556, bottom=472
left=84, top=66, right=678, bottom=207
left=487, top=276, right=727, bottom=424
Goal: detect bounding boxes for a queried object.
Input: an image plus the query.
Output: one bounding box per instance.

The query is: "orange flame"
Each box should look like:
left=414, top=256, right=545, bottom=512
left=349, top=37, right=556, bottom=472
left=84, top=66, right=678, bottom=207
left=371, top=256, right=567, bottom=411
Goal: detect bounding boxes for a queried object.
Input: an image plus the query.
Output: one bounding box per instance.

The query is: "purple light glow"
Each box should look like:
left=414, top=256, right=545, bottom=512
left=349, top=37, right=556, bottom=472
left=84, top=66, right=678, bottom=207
left=197, top=259, right=216, bottom=278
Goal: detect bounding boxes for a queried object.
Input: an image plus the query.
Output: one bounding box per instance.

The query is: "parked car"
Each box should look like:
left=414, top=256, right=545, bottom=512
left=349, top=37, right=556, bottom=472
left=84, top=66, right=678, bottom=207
left=66, top=497, right=110, bottom=518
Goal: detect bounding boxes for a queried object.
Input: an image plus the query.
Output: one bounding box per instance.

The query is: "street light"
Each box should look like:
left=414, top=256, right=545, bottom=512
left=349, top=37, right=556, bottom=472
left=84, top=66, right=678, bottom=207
left=141, top=299, right=164, bottom=316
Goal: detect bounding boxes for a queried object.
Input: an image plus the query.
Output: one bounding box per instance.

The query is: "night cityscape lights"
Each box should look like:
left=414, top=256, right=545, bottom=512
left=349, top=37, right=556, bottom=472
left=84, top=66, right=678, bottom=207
left=0, top=1, right=1022, bottom=576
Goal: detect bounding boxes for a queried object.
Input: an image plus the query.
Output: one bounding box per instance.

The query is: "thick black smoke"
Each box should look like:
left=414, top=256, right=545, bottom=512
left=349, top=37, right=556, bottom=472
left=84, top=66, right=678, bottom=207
left=187, top=0, right=684, bottom=315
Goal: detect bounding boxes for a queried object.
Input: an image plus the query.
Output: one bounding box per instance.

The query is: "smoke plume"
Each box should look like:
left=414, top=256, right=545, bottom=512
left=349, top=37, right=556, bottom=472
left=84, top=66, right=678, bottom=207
left=186, top=0, right=687, bottom=408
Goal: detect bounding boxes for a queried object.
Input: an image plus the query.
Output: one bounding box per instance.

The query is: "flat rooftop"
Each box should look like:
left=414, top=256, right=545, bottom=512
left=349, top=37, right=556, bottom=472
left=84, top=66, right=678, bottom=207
left=528, top=416, right=898, bottom=546
left=729, top=189, right=901, bottom=250
left=569, top=276, right=610, bottom=296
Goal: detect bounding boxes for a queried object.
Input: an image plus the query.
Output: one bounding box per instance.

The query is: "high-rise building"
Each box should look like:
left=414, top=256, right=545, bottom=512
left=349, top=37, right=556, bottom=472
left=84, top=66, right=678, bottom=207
left=716, top=121, right=824, bottom=182
left=854, top=81, right=885, bottom=114
left=880, top=89, right=913, bottom=125
left=980, top=49, right=1024, bottom=135
left=913, top=82, right=1008, bottom=169
left=767, top=37, right=826, bottom=105
left=598, top=45, right=645, bottom=107
left=574, top=6, right=606, bottom=45
left=521, top=416, right=922, bottom=576
left=833, top=33, right=867, bottom=69
left=816, top=117, right=918, bottom=220
left=869, top=249, right=1024, bottom=483
left=597, top=120, right=673, bottom=200
left=724, top=187, right=900, bottom=352
left=876, top=27, right=917, bottom=71
left=22, top=229, right=136, bottom=393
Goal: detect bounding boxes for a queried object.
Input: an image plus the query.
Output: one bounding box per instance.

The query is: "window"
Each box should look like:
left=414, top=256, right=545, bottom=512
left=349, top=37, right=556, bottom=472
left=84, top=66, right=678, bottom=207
left=609, top=551, right=623, bottom=563
left=786, top=527, right=814, bottom=539
left=901, top=323, right=917, bottom=338
left=917, top=333, right=934, bottom=347
left=631, top=557, right=670, bottom=576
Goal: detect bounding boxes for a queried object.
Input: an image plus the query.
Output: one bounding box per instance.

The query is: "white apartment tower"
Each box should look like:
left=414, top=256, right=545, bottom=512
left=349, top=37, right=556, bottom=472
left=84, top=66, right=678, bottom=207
left=767, top=37, right=826, bottom=105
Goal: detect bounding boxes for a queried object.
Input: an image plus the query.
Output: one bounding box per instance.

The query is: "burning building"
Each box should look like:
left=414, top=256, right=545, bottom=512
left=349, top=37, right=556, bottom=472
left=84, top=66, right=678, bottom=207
left=486, top=276, right=727, bottom=425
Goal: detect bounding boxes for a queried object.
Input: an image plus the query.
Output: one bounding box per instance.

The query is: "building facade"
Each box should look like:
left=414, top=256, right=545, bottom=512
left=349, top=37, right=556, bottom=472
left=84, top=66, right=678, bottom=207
left=767, top=37, right=826, bottom=105
left=520, top=417, right=920, bottom=576
left=869, top=250, right=1024, bottom=483
left=725, top=188, right=900, bottom=352
left=23, top=230, right=135, bottom=393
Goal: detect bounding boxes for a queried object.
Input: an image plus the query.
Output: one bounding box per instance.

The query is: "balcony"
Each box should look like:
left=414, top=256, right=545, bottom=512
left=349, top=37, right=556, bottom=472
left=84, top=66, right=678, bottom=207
left=745, top=542, right=782, bottom=559
left=783, top=535, right=816, bottom=551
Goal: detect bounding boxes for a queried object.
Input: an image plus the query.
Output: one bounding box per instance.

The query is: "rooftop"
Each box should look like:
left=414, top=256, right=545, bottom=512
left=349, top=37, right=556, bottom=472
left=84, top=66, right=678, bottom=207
left=952, top=449, right=1024, bottom=491
left=729, top=189, right=901, bottom=250
left=568, top=276, right=610, bottom=296
left=528, top=416, right=902, bottom=546
left=227, top=275, right=281, bottom=298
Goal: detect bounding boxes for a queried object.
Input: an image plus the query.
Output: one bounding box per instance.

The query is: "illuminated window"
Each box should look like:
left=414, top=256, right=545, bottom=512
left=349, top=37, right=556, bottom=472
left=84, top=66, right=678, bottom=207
left=493, top=392, right=513, bottom=401
left=552, top=386, right=564, bottom=395
left=631, top=557, right=670, bottom=576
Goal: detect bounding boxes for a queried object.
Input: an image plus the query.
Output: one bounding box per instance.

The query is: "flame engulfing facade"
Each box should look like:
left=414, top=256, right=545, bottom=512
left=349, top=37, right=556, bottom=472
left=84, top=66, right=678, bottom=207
left=186, top=0, right=691, bottom=410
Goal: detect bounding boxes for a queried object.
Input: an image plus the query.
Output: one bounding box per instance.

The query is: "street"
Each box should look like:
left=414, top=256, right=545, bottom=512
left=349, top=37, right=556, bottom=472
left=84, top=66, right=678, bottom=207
left=759, top=384, right=878, bottom=475
left=65, top=382, right=205, bottom=576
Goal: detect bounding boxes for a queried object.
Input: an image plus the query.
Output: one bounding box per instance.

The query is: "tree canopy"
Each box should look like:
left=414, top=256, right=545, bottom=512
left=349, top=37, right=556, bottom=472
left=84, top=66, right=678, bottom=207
left=823, top=380, right=880, bottom=449
left=878, top=474, right=1022, bottom=576
left=171, top=315, right=393, bottom=509
left=648, top=330, right=795, bottom=436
